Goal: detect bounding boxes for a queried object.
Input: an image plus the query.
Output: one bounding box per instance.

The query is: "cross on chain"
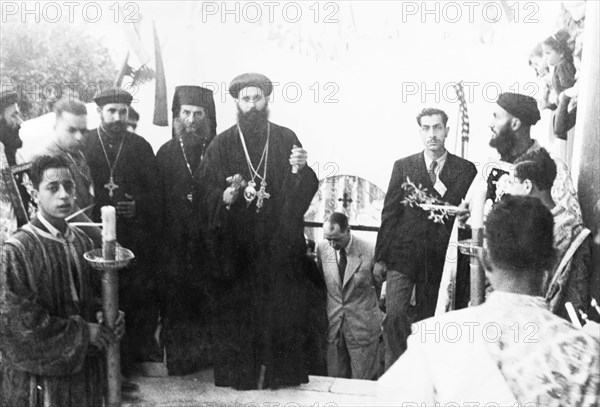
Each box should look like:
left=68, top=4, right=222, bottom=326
left=256, top=186, right=270, bottom=211
left=104, top=176, right=119, bottom=198
left=338, top=192, right=353, bottom=209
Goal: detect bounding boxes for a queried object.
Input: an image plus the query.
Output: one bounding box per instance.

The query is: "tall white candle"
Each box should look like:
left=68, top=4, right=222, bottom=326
left=471, top=194, right=486, bottom=230
left=101, top=206, right=116, bottom=241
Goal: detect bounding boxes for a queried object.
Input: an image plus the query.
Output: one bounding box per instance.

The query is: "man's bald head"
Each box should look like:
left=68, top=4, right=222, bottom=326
left=323, top=212, right=351, bottom=250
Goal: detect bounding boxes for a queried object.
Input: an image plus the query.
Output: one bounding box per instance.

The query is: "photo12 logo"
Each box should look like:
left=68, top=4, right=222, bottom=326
left=1, top=1, right=140, bottom=24
left=400, top=1, right=540, bottom=24
left=401, top=81, right=540, bottom=104
left=199, top=1, right=340, bottom=24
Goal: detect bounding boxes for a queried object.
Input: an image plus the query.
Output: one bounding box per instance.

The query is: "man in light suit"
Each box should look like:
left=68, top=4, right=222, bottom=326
left=375, top=107, right=477, bottom=370
left=317, top=212, right=384, bottom=380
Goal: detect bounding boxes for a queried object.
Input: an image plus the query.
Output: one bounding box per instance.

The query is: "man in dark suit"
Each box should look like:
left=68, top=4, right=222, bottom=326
left=375, top=107, right=477, bottom=370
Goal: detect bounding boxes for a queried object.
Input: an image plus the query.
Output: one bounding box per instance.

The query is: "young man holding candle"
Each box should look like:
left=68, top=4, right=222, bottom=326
left=0, top=155, right=124, bottom=406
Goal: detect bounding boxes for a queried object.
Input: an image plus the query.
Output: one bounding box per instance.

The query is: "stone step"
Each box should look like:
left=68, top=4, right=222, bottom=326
left=122, top=367, right=378, bottom=406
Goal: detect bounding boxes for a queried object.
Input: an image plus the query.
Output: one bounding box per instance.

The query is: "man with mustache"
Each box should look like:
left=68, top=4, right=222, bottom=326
left=156, top=86, right=217, bottom=375
left=1, top=90, right=23, bottom=242
left=375, top=108, right=477, bottom=370
left=195, top=73, right=319, bottom=390
left=83, top=88, right=162, bottom=378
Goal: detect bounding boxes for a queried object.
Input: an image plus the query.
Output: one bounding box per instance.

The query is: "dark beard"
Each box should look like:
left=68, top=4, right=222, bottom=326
left=237, top=106, right=269, bottom=134
left=0, top=118, right=23, bottom=166
left=101, top=120, right=126, bottom=137
left=174, top=118, right=210, bottom=146
left=489, top=124, right=516, bottom=162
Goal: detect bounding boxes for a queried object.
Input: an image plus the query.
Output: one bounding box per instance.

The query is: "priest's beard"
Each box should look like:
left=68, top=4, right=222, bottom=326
left=489, top=123, right=517, bottom=162
left=100, top=119, right=126, bottom=138
left=174, top=117, right=211, bottom=147
left=0, top=117, right=23, bottom=166
left=237, top=105, right=269, bottom=134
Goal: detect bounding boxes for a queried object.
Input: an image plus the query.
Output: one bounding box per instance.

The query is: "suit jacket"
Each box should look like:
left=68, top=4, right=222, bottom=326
left=375, top=151, right=477, bottom=282
left=317, top=235, right=383, bottom=346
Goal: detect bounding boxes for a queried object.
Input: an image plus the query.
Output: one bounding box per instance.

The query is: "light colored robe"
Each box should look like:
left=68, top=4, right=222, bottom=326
left=378, top=292, right=600, bottom=406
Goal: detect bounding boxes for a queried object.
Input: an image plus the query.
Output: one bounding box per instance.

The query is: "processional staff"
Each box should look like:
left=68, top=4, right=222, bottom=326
left=84, top=206, right=134, bottom=407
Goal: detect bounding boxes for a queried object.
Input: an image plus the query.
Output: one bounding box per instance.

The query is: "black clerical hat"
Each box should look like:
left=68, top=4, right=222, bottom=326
left=172, top=86, right=215, bottom=113
left=94, top=88, right=133, bottom=106
left=229, top=73, right=273, bottom=99
left=0, top=90, right=18, bottom=111
left=171, top=86, right=217, bottom=137
left=496, top=92, right=541, bottom=126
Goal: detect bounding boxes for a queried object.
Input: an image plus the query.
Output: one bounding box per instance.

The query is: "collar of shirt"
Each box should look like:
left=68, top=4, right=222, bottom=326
left=337, top=234, right=353, bottom=255
left=37, top=212, right=73, bottom=242
left=486, top=290, right=548, bottom=310
left=423, top=150, right=448, bottom=175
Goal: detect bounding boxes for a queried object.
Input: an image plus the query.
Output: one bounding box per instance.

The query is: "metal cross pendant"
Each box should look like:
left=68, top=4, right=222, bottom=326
left=255, top=182, right=270, bottom=212
left=104, top=176, right=119, bottom=198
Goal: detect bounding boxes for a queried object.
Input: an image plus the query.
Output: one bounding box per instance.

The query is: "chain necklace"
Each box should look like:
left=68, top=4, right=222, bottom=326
left=178, top=135, right=206, bottom=202
left=97, top=127, right=125, bottom=198
left=59, top=144, right=92, bottom=185
left=237, top=122, right=270, bottom=212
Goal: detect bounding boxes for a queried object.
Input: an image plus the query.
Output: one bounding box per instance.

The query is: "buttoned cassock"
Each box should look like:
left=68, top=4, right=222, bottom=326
left=317, top=234, right=383, bottom=379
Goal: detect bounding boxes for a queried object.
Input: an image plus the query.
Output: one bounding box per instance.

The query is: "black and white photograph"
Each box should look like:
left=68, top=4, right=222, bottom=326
left=1, top=1, right=599, bottom=406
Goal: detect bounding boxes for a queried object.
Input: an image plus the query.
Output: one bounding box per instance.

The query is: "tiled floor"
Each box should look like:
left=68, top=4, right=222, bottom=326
left=123, top=368, right=378, bottom=407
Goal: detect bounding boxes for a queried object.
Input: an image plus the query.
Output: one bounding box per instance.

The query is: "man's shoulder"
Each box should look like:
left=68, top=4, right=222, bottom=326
left=156, top=138, right=177, bottom=157
left=125, top=131, right=152, bottom=148
left=3, top=224, right=39, bottom=252
left=395, top=152, right=423, bottom=167
left=351, top=234, right=375, bottom=254
left=269, top=122, right=295, bottom=136
left=447, top=152, right=477, bottom=171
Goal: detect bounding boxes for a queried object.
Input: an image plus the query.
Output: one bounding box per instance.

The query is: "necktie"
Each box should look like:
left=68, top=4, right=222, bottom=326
left=338, top=248, right=347, bottom=283
left=429, top=160, right=438, bottom=184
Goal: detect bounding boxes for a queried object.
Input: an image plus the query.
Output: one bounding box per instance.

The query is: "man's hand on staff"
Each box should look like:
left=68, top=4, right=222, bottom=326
left=223, top=174, right=246, bottom=206
left=289, top=145, right=307, bottom=171
left=456, top=200, right=471, bottom=227
left=117, top=193, right=136, bottom=218
left=88, top=323, right=116, bottom=351
left=96, top=310, right=126, bottom=341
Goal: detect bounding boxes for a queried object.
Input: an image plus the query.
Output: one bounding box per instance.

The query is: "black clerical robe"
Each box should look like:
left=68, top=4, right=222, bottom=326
left=196, top=121, right=319, bottom=390
left=156, top=135, right=214, bottom=374
left=83, top=129, right=162, bottom=369
left=0, top=219, right=104, bottom=407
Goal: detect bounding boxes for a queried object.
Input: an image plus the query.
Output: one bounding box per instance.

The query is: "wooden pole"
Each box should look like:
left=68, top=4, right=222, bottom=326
left=101, top=207, right=121, bottom=407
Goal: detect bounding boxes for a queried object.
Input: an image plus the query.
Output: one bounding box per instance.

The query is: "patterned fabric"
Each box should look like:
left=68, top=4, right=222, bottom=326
left=0, top=220, right=104, bottom=407
left=379, top=291, right=599, bottom=405
left=485, top=292, right=599, bottom=406
left=546, top=205, right=591, bottom=319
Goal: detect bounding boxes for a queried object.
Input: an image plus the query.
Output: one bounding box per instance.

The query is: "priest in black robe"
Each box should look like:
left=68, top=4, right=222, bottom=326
left=156, top=86, right=217, bottom=375
left=82, top=88, right=162, bottom=375
left=196, top=73, right=319, bottom=390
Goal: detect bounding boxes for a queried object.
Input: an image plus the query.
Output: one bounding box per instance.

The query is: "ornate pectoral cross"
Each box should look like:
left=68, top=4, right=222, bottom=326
left=104, top=176, right=119, bottom=198
left=256, top=181, right=270, bottom=212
